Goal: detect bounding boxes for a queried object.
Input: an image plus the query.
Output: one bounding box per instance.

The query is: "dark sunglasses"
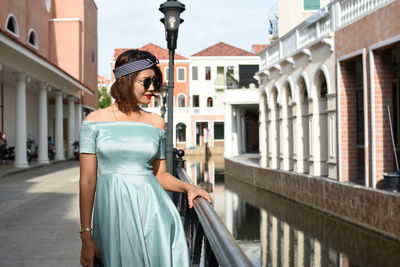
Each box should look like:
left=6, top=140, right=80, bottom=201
left=136, top=76, right=162, bottom=91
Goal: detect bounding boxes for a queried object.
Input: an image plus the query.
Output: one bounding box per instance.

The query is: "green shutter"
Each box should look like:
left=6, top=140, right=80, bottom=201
left=304, top=0, right=320, bottom=10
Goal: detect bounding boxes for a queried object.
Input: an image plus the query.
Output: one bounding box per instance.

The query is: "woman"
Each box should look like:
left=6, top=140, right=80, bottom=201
left=79, top=49, right=211, bottom=267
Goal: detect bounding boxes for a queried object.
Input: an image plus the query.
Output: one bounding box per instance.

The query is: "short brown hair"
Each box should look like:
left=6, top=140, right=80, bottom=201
left=110, top=49, right=162, bottom=114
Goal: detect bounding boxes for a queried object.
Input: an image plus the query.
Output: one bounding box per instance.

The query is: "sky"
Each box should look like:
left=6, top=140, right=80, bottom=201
left=95, top=0, right=277, bottom=79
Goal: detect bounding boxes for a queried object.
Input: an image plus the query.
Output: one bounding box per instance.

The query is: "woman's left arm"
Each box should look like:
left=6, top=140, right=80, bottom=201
left=153, top=158, right=212, bottom=208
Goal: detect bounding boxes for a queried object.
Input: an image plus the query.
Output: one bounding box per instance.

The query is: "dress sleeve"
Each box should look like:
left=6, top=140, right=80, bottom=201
left=154, top=130, right=166, bottom=159
left=79, top=122, right=97, bottom=154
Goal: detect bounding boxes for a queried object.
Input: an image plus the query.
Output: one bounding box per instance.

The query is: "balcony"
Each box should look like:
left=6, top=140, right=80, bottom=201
left=260, top=0, right=393, bottom=70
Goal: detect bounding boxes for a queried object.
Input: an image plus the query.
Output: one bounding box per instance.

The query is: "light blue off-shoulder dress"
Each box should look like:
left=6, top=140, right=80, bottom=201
left=79, top=121, right=189, bottom=267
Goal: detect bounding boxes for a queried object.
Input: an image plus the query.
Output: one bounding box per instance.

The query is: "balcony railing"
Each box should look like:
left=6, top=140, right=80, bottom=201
left=260, top=0, right=393, bottom=70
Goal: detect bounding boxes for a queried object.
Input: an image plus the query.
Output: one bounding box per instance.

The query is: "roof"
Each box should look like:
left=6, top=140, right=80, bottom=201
left=0, top=29, right=94, bottom=95
left=113, top=43, right=187, bottom=61
left=251, top=44, right=268, bottom=55
left=191, top=42, right=256, bottom=57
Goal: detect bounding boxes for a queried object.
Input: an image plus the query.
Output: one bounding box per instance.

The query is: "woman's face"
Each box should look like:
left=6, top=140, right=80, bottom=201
left=133, top=68, right=156, bottom=105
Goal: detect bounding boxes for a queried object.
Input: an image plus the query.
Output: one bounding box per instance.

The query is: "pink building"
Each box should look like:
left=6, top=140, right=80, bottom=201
left=0, top=0, right=98, bottom=166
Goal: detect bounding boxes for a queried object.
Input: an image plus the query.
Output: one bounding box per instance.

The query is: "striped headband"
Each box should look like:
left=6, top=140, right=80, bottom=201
left=113, top=56, right=159, bottom=79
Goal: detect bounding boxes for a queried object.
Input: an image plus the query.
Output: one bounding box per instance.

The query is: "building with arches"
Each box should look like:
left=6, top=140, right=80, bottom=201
left=0, top=0, right=98, bottom=167
left=226, top=0, right=400, bottom=241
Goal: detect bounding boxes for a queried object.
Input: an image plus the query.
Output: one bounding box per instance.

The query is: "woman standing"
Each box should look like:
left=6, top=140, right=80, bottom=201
left=79, top=49, right=211, bottom=267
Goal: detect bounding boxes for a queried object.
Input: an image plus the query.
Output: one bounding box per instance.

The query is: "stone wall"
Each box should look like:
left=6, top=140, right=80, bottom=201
left=225, top=157, right=400, bottom=241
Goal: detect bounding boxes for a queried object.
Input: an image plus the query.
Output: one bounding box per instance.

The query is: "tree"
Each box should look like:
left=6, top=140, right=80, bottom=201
left=98, top=86, right=111, bottom=109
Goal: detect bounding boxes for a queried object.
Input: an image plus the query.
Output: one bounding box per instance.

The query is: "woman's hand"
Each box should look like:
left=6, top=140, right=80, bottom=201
left=186, top=184, right=212, bottom=208
left=80, top=233, right=100, bottom=267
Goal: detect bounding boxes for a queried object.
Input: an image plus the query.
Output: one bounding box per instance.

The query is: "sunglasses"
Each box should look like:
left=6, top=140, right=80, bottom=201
left=136, top=76, right=162, bottom=91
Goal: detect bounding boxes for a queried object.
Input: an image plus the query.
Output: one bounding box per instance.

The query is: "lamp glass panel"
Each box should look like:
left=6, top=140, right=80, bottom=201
left=165, top=11, right=180, bottom=30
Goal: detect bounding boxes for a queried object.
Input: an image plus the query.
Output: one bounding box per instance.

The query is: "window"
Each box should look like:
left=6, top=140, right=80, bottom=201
left=192, top=66, right=198, bottom=80
left=329, top=115, right=335, bottom=158
left=193, top=95, right=199, bottom=107
left=214, top=122, right=224, bottom=140
left=205, top=66, right=211, bottom=80
left=207, top=97, right=213, bottom=107
left=177, top=68, right=185, bottom=82
left=303, top=0, right=320, bottom=11
left=178, top=95, right=185, bottom=107
left=28, top=30, right=37, bottom=48
left=176, top=123, right=186, bottom=142
left=6, top=15, right=18, bottom=36
left=165, top=67, right=169, bottom=81
left=91, top=51, right=96, bottom=64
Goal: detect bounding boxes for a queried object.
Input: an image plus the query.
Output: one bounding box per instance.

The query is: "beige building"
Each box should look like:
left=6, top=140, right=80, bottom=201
left=0, top=0, right=98, bottom=167
left=278, top=0, right=333, bottom=36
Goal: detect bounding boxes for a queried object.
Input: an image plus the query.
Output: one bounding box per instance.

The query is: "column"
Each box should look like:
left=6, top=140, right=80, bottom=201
left=259, top=96, right=267, bottom=167
left=37, top=82, right=49, bottom=163
left=55, top=90, right=64, bottom=160
left=67, top=96, right=75, bottom=158
left=224, top=104, right=233, bottom=157
left=75, top=103, right=82, bottom=141
left=236, top=108, right=242, bottom=154
left=240, top=110, right=246, bottom=153
left=14, top=72, right=28, bottom=167
left=231, top=107, right=239, bottom=156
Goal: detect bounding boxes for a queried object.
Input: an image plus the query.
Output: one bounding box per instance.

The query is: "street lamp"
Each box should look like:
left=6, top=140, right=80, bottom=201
left=159, top=0, right=185, bottom=174
left=160, top=83, right=168, bottom=119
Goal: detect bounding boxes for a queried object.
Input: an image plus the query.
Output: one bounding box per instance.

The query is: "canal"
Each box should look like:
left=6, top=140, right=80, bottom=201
left=184, top=155, right=400, bottom=267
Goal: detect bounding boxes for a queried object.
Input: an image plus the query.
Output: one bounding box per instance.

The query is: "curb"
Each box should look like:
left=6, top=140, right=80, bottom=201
left=0, top=158, right=76, bottom=178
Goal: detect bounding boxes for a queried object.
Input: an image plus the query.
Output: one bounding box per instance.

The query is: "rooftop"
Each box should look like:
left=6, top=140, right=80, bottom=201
left=191, top=42, right=256, bottom=57
left=113, top=43, right=187, bottom=61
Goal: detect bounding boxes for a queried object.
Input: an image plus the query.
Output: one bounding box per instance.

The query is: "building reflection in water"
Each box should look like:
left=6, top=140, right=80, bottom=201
left=184, top=156, right=400, bottom=267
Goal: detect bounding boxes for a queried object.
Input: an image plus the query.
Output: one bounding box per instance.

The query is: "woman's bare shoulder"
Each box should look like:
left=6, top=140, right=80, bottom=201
left=144, top=112, right=165, bottom=130
left=83, top=106, right=114, bottom=122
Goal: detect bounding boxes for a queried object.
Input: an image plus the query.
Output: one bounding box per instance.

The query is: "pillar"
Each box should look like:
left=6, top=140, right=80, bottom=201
left=67, top=96, right=75, bottom=158
left=55, top=90, right=64, bottom=160
left=224, top=104, right=233, bottom=157
left=240, top=110, right=246, bottom=153
left=14, top=72, right=28, bottom=167
left=37, top=82, right=49, bottom=163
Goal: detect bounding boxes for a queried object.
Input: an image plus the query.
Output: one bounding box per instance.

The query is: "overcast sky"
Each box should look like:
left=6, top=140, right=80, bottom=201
left=95, top=0, right=277, bottom=78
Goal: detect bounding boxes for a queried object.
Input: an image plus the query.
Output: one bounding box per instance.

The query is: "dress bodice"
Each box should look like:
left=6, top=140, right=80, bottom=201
left=79, top=121, right=166, bottom=175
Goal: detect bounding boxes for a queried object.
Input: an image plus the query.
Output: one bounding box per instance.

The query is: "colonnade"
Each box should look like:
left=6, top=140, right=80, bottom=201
left=12, top=72, right=82, bottom=167
left=224, top=105, right=247, bottom=157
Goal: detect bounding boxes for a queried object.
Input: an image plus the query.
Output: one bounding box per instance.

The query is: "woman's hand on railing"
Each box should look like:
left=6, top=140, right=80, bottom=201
left=186, top=184, right=212, bottom=208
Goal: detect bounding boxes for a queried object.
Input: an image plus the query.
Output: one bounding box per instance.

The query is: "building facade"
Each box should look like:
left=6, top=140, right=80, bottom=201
left=0, top=0, right=98, bottom=167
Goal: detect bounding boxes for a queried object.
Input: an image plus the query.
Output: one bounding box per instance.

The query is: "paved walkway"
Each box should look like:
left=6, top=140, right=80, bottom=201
left=0, top=161, right=81, bottom=267
left=0, top=158, right=74, bottom=177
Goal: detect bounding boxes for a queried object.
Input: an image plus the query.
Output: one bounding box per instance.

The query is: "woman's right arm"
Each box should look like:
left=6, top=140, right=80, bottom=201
left=79, top=153, right=98, bottom=267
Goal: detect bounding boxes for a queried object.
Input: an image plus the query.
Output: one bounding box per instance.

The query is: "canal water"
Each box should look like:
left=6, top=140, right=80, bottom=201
left=184, top=155, right=400, bottom=267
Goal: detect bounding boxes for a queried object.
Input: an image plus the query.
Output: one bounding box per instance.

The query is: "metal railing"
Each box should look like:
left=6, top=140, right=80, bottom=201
left=260, top=0, right=393, bottom=70
left=172, top=150, right=252, bottom=267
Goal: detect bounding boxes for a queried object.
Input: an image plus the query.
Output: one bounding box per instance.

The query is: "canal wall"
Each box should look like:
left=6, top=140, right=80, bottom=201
left=225, top=157, right=400, bottom=241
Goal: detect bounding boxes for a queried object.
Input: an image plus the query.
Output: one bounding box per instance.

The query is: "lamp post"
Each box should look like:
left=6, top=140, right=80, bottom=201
left=160, top=83, right=168, bottom=119
left=159, top=0, right=185, bottom=174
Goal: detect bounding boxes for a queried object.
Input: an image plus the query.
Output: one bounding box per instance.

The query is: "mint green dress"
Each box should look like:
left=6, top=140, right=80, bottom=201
left=79, top=121, right=189, bottom=267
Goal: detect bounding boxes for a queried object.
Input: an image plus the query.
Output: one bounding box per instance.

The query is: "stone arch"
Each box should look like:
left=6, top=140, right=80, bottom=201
left=271, top=86, right=280, bottom=169
left=312, top=68, right=329, bottom=176
left=294, top=75, right=310, bottom=174
left=296, top=71, right=311, bottom=102
left=282, top=81, right=294, bottom=171
left=260, top=91, right=269, bottom=167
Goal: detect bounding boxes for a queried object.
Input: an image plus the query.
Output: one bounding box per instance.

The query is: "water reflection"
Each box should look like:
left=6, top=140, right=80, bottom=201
left=184, top=156, right=400, bottom=267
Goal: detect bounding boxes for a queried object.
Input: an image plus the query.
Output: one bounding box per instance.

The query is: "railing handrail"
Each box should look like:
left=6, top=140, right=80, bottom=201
left=176, top=167, right=253, bottom=267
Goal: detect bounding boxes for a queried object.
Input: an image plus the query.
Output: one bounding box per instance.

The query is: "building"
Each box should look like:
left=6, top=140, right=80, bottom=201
left=191, top=42, right=260, bottom=155
left=0, top=0, right=98, bottom=167
left=225, top=0, right=400, bottom=241
left=335, top=0, right=400, bottom=187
